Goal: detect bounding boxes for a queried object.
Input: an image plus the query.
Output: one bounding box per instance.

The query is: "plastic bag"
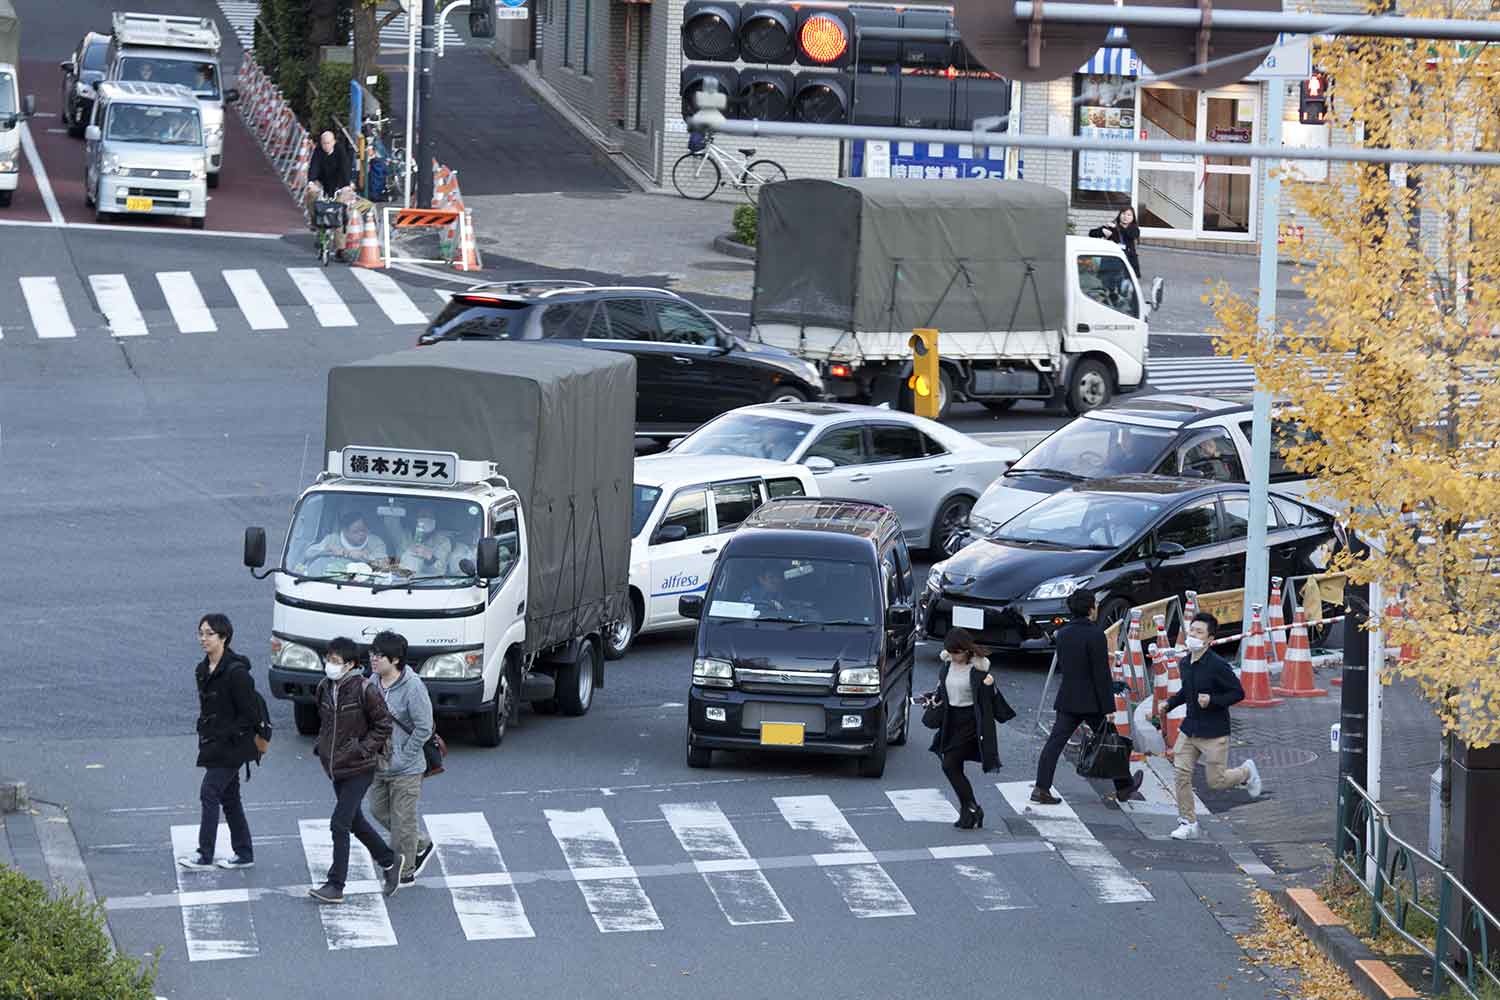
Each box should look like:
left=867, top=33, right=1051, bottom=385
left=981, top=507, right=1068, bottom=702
left=1133, top=702, right=1166, bottom=755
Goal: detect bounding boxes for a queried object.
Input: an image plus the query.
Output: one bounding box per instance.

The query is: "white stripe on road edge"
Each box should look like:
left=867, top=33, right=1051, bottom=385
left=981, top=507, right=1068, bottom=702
left=19, top=276, right=76, bottom=339
left=297, top=819, right=398, bottom=950
left=89, top=274, right=149, bottom=338
left=350, top=269, right=428, bottom=325
left=996, top=781, right=1153, bottom=904
left=169, top=825, right=259, bottom=961
left=775, top=794, right=914, bottom=918
left=424, top=812, right=535, bottom=941
left=18, top=122, right=65, bottom=226
left=288, top=268, right=358, bottom=327
left=661, top=801, right=792, bottom=926
left=0, top=218, right=289, bottom=239
left=886, top=788, right=960, bottom=823
left=157, top=272, right=217, bottom=333
left=222, top=269, right=288, bottom=331
left=544, top=807, right=663, bottom=933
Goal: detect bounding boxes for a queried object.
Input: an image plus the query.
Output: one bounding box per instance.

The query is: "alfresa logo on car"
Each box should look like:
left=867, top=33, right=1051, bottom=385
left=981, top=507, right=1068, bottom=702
left=655, top=572, right=704, bottom=597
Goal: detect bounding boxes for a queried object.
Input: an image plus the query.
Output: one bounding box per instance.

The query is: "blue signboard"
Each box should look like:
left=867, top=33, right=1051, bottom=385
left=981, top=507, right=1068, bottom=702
left=850, top=141, right=1012, bottom=181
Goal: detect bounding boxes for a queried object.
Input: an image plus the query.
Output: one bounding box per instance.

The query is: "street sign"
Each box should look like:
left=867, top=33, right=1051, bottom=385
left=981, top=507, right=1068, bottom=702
left=1246, top=33, right=1311, bottom=79
left=851, top=140, right=1008, bottom=179
left=496, top=5, right=529, bottom=17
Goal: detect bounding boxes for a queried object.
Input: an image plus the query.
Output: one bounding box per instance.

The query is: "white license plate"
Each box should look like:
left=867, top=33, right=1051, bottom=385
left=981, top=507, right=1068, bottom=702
left=951, top=605, right=985, bottom=629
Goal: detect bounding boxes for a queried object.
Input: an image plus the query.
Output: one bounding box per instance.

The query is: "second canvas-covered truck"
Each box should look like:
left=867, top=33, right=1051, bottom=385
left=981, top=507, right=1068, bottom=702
left=750, top=178, right=1165, bottom=418
left=243, top=342, right=635, bottom=747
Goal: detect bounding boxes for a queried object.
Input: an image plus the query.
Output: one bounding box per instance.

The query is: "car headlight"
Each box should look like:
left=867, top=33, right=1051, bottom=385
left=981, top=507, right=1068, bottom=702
left=0, top=158, right=15, bottom=173
left=101, top=154, right=123, bottom=176
left=422, top=651, right=482, bottom=679
left=836, top=666, right=881, bottom=695
left=926, top=564, right=946, bottom=592
left=1027, top=575, right=1092, bottom=600
left=693, top=656, right=734, bottom=688
left=966, top=514, right=997, bottom=537
left=270, top=637, right=321, bottom=672
left=205, top=125, right=223, bottom=142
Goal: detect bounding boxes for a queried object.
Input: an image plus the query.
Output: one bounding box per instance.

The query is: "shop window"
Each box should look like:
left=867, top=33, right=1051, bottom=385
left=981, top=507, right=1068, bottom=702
left=1071, top=74, right=1137, bottom=210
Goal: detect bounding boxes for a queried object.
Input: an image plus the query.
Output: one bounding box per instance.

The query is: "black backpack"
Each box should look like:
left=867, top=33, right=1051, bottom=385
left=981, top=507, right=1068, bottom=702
left=241, top=665, right=273, bottom=779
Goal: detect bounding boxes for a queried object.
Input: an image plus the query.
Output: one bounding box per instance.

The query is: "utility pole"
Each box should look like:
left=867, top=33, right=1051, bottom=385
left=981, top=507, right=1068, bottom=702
left=416, top=0, right=437, bottom=206
left=1338, top=582, right=1369, bottom=852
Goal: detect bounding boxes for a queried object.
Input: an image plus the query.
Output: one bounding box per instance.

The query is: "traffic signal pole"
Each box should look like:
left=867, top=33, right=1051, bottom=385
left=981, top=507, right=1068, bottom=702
left=416, top=0, right=437, bottom=207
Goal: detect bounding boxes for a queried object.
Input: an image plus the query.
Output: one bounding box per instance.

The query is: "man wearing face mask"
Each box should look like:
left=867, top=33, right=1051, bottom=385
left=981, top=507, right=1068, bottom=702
left=367, top=631, right=436, bottom=887
left=1165, top=612, right=1263, bottom=840
left=391, top=506, right=453, bottom=577
left=300, top=510, right=390, bottom=571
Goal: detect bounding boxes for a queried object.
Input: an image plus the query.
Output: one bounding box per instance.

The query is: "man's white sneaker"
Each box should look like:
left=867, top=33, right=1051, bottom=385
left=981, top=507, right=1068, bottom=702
left=1243, top=758, right=1263, bottom=799
left=1170, top=821, right=1201, bottom=841
left=176, top=854, right=215, bottom=870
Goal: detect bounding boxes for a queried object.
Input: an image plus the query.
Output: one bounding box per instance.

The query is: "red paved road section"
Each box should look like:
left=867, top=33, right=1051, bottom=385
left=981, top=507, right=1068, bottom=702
left=7, top=60, right=305, bottom=235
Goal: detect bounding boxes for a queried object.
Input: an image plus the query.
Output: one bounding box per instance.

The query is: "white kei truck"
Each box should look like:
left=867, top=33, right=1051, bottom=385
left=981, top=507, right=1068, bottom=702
left=0, top=0, right=36, bottom=207
left=749, top=178, right=1166, bottom=418
left=243, top=343, right=635, bottom=748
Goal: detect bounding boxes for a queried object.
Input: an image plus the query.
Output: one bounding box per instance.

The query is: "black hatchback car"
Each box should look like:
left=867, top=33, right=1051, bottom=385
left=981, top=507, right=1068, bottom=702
left=921, top=475, right=1342, bottom=652
left=418, top=281, right=825, bottom=438
left=60, top=32, right=110, bottom=138
left=679, top=498, right=918, bottom=778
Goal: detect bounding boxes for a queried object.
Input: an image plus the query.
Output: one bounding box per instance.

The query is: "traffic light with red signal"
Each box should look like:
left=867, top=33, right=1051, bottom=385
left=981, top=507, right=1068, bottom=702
left=1299, top=71, right=1330, bottom=125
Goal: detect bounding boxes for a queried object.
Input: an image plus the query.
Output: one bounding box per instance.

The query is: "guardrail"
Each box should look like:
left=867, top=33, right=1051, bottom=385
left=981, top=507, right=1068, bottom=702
left=1336, top=776, right=1500, bottom=998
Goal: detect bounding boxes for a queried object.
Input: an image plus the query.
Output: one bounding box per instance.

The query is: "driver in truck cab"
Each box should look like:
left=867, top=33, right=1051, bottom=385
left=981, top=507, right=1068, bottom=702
left=388, top=506, right=454, bottom=576
left=298, top=509, right=390, bottom=570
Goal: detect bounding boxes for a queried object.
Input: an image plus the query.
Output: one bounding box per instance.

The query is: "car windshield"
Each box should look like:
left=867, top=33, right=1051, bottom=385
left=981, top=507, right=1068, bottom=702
left=674, top=413, right=813, bottom=462
left=119, top=57, right=220, bottom=98
left=105, top=103, right=202, bottom=145
left=1011, top=417, right=1177, bottom=479
left=633, top=485, right=662, bottom=537
left=992, top=492, right=1167, bottom=549
left=705, top=556, right=878, bottom=626
left=283, top=491, right=485, bottom=588
left=0, top=74, right=15, bottom=116
left=83, top=41, right=109, bottom=72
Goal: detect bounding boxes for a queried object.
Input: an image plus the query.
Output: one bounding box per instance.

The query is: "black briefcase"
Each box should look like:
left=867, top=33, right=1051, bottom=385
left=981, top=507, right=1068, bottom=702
left=1076, top=723, right=1132, bottom=780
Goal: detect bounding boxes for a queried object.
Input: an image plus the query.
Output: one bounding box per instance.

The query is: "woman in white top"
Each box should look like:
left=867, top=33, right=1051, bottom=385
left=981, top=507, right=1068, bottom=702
left=922, top=628, right=1012, bottom=829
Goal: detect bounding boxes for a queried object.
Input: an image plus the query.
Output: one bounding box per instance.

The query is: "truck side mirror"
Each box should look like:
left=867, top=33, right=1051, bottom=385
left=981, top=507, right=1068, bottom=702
left=224, top=87, right=240, bottom=103
left=678, top=594, right=704, bottom=619
left=22, top=95, right=35, bottom=118
left=887, top=603, right=914, bottom=629
left=243, top=527, right=267, bottom=569
left=477, top=537, right=502, bottom=579
left=85, top=124, right=101, bottom=141
left=1150, top=276, right=1165, bottom=312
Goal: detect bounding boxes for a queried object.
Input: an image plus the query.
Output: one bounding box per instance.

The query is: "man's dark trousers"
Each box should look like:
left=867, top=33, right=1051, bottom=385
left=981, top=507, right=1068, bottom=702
left=1036, top=711, right=1135, bottom=795
left=327, top=771, right=395, bottom=888
left=199, top=766, right=253, bottom=862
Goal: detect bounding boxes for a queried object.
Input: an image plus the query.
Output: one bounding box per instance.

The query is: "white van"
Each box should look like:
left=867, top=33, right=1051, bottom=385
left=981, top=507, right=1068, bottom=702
left=85, top=81, right=208, bottom=226
left=0, top=62, right=35, bottom=207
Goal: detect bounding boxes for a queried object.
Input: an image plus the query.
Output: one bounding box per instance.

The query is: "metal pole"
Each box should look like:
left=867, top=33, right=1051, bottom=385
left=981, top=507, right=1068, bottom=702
left=1338, top=581, right=1369, bottom=853
left=1368, top=579, right=1385, bottom=810
left=1010, top=2, right=1500, bottom=40
left=417, top=0, right=438, bottom=207
left=404, top=3, right=418, bottom=208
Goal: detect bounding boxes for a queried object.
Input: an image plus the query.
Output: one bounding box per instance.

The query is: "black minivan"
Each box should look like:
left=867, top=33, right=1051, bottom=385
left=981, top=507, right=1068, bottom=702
left=679, top=497, right=917, bottom=778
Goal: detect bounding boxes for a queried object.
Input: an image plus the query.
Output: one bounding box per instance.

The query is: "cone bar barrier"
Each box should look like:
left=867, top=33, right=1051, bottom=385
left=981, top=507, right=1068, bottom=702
left=1148, top=640, right=1170, bottom=745
left=1126, top=609, right=1149, bottom=702
left=1266, top=577, right=1288, bottom=671
left=1273, top=606, right=1328, bottom=698
left=1240, top=605, right=1285, bottom=708
left=1163, top=651, right=1185, bottom=755
left=1112, top=687, right=1143, bottom=764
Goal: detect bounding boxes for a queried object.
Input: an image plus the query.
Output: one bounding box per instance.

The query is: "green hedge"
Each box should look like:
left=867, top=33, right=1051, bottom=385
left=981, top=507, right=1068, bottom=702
left=309, top=62, right=391, bottom=140
left=0, top=866, right=158, bottom=1000
left=732, top=205, right=757, bottom=247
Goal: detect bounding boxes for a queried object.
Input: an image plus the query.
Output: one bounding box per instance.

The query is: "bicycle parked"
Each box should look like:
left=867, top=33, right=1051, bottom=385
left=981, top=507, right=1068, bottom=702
left=360, top=114, right=413, bottom=203
left=672, top=131, right=787, bottom=203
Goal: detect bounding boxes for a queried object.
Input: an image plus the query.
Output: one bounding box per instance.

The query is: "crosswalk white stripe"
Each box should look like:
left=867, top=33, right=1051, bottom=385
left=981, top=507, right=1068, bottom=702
left=157, top=272, right=217, bottom=333
left=297, top=818, right=398, bottom=949
left=996, top=781, right=1153, bottom=904
left=950, top=862, right=1030, bottom=911
left=544, top=807, right=663, bottom=933
left=288, top=268, right=358, bottom=327
left=222, top=269, right=288, bottom=330
left=886, top=788, right=960, bottom=823
left=896, top=792, right=1035, bottom=909
left=169, top=824, right=260, bottom=961
left=661, top=802, right=792, bottom=926
left=350, top=268, right=428, bottom=325
left=774, top=794, right=914, bottom=919
left=19, top=276, right=77, bottom=339
left=89, top=274, right=149, bottom=338
left=424, top=812, right=534, bottom=940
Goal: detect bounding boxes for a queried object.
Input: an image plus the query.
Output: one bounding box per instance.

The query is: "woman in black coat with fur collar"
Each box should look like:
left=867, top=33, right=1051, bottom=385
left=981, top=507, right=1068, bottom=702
left=922, top=629, right=1013, bottom=829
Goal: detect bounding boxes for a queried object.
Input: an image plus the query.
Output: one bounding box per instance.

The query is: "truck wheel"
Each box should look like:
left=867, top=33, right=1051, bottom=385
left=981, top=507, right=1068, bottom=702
left=857, top=711, right=889, bottom=778
left=890, top=674, right=913, bottom=747
left=0, top=191, right=11, bottom=208
left=604, top=595, right=641, bottom=661
left=557, top=638, right=598, bottom=716
left=294, top=701, right=319, bottom=736
left=1066, top=359, right=1112, bottom=415
left=473, top=660, right=516, bottom=747
left=686, top=731, right=712, bottom=768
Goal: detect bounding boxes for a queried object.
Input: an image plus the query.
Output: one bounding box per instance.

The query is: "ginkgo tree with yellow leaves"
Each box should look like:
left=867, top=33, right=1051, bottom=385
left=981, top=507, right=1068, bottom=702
left=1211, top=0, right=1500, bottom=750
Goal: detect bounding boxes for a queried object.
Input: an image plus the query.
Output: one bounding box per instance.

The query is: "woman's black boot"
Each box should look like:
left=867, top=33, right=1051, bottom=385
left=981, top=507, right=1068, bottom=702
left=972, top=804, right=985, bottom=829
left=955, top=803, right=978, bottom=830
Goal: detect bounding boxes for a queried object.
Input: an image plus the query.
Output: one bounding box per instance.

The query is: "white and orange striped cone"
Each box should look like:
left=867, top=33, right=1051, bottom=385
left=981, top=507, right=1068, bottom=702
left=1112, top=689, right=1144, bottom=763
left=353, top=208, right=384, bottom=269
left=1273, top=606, right=1327, bottom=697
left=1240, top=605, right=1285, bottom=708
left=1163, top=651, right=1185, bottom=756
left=343, top=202, right=365, bottom=256
left=1149, top=641, right=1170, bottom=732
left=1110, top=648, right=1125, bottom=686
left=1126, top=609, right=1149, bottom=702
left=452, top=208, right=482, bottom=272
left=1183, top=590, right=1199, bottom=624
left=1385, top=598, right=1413, bottom=663
left=1266, top=577, right=1288, bottom=672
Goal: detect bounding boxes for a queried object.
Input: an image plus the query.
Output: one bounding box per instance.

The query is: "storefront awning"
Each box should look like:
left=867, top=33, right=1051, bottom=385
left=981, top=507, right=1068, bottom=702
left=1080, top=29, right=1139, bottom=76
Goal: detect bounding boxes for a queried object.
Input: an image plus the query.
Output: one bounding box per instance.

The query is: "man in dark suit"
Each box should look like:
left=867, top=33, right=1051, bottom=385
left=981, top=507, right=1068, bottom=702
left=1031, top=589, right=1144, bottom=805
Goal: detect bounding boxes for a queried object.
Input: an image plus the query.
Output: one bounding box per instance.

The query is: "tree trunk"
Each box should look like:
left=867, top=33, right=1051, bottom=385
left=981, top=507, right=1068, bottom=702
left=353, top=2, right=379, bottom=86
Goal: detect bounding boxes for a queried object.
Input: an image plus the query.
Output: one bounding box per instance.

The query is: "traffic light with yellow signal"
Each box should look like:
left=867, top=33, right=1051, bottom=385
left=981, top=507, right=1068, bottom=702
left=908, top=328, right=940, bottom=419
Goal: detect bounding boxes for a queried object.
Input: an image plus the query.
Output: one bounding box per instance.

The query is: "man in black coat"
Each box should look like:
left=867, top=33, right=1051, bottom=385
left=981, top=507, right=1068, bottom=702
left=177, top=614, right=259, bottom=870
left=303, top=129, right=355, bottom=246
left=1031, top=589, right=1143, bottom=804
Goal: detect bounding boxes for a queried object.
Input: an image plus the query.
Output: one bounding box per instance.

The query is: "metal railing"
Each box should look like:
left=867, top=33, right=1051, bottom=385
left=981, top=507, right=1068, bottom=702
left=1336, top=776, right=1500, bottom=998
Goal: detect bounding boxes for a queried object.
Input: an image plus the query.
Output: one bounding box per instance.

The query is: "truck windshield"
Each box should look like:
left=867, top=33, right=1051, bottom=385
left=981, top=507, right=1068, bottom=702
left=0, top=74, right=15, bottom=116
left=284, top=491, right=485, bottom=588
left=106, top=103, right=202, bottom=145
left=1010, top=417, right=1176, bottom=479
left=119, top=57, right=220, bottom=98
left=705, top=556, right=877, bottom=626
left=674, top=413, right=812, bottom=462
left=633, top=485, right=662, bottom=537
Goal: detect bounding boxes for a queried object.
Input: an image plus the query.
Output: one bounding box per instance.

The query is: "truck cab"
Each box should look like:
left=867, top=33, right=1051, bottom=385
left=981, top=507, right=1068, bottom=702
left=0, top=61, right=36, bottom=207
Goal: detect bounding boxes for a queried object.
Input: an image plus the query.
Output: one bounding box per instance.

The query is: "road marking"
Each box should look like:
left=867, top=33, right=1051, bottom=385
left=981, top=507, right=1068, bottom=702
left=222, top=269, right=288, bottom=331
left=996, top=781, right=1153, bottom=904
left=0, top=218, right=289, bottom=239
left=705, top=309, right=750, bottom=317
left=19, top=277, right=76, bottom=339
left=950, top=862, right=1031, bottom=911
left=18, top=123, right=64, bottom=226
left=886, top=788, right=960, bottom=823
left=661, top=801, right=792, bottom=926
left=544, top=807, right=663, bottom=933
left=169, top=825, right=260, bottom=961
left=157, top=272, right=217, bottom=333
left=350, top=269, right=428, bottom=325
left=88, top=274, right=149, bottom=338
left=775, top=794, right=914, bottom=918
left=425, top=812, right=534, bottom=941
left=297, top=818, right=398, bottom=950
left=288, top=268, right=357, bottom=327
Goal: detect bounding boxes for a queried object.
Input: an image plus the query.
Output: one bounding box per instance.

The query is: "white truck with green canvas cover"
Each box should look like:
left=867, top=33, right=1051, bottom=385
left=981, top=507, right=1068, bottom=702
left=244, top=343, right=635, bottom=748
left=750, top=178, right=1165, bottom=417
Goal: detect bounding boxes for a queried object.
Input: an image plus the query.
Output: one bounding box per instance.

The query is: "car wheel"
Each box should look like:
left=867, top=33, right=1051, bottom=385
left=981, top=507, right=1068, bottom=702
left=473, top=660, right=516, bottom=747
left=0, top=191, right=11, bottom=208
left=767, top=385, right=807, bottom=404
left=1099, top=596, right=1132, bottom=630
left=556, top=638, right=597, bottom=716
left=687, top=730, right=712, bottom=768
left=931, top=494, right=975, bottom=555
left=982, top=399, right=1017, bottom=413
left=604, top=593, right=641, bottom=661
left=294, top=701, right=319, bottom=736
left=1066, top=359, right=1113, bottom=415
left=857, top=710, right=888, bottom=778
left=890, top=674, right=912, bottom=746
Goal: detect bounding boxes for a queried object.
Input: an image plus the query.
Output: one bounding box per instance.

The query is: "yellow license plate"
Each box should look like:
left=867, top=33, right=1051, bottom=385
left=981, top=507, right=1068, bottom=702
left=760, top=722, right=805, bottom=747
left=125, top=197, right=154, bottom=212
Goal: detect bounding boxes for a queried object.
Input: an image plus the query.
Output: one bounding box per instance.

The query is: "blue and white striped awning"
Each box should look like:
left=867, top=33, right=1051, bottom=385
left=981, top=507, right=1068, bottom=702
left=1080, top=29, right=1140, bottom=76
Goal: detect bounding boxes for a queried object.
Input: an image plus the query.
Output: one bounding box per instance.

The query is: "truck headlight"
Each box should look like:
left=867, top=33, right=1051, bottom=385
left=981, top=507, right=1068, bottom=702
left=836, top=666, right=881, bottom=695
left=190, top=162, right=207, bottom=179
left=1027, top=575, right=1092, bottom=600
left=422, top=651, right=482, bottom=679
left=101, top=154, right=123, bottom=176
left=205, top=126, right=223, bottom=143
left=693, top=657, right=734, bottom=688
left=270, top=637, right=321, bottom=672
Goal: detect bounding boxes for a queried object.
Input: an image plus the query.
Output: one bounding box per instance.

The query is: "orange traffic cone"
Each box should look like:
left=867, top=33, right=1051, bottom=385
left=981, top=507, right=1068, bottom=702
left=1112, top=688, right=1144, bottom=764
left=452, top=208, right=482, bottom=272
left=1273, top=606, right=1327, bottom=697
left=1149, top=640, right=1170, bottom=728
left=343, top=201, right=364, bottom=256
left=1240, top=605, right=1285, bottom=708
left=1163, top=651, right=1185, bottom=756
left=1267, top=577, right=1288, bottom=672
left=1183, top=590, right=1199, bottom=623
left=353, top=208, right=384, bottom=269
left=1126, top=609, right=1149, bottom=702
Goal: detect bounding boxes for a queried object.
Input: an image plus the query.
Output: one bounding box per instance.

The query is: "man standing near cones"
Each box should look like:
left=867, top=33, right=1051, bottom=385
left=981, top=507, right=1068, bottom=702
left=1166, top=612, right=1264, bottom=840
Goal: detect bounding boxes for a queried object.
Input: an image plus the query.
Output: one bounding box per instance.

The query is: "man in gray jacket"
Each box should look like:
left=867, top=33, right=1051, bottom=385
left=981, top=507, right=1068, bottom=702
left=368, top=631, right=435, bottom=884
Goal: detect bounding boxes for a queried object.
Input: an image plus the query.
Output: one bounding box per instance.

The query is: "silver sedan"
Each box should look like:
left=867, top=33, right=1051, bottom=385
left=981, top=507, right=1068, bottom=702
left=663, top=402, right=1020, bottom=552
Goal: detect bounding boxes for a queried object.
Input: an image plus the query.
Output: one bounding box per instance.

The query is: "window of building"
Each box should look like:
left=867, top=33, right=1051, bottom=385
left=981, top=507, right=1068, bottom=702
left=632, top=7, right=648, bottom=132
left=582, top=0, right=592, bottom=74
left=1071, top=74, right=1136, bottom=210
left=563, top=0, right=573, bottom=67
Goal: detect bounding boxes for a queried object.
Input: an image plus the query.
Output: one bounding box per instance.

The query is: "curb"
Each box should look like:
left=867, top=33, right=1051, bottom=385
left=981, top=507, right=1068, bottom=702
left=1275, top=887, right=1422, bottom=1000
left=0, top=778, right=27, bottom=813
left=713, top=233, right=756, bottom=260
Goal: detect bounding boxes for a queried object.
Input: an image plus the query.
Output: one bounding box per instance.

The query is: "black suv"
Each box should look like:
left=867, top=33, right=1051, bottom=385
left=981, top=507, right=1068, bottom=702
left=418, top=281, right=825, bottom=439
left=679, top=497, right=917, bottom=778
left=60, top=32, right=110, bottom=138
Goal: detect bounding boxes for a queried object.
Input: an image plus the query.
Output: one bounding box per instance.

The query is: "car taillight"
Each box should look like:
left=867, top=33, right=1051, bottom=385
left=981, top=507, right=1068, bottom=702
left=829, top=364, right=850, bottom=378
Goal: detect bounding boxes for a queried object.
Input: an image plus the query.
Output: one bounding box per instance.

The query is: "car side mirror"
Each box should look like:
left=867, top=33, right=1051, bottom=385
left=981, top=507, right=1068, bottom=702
left=225, top=88, right=240, bottom=103
left=243, top=527, right=267, bottom=569
left=476, top=537, right=502, bottom=579
left=804, top=456, right=835, bottom=473
left=652, top=523, right=689, bottom=545
left=61, top=60, right=75, bottom=73
left=85, top=124, right=101, bottom=141
left=678, top=594, right=704, bottom=619
left=21, top=95, right=35, bottom=118
left=887, top=603, right=914, bottom=629
left=1151, top=541, right=1187, bottom=563
left=1150, top=276, right=1166, bottom=312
